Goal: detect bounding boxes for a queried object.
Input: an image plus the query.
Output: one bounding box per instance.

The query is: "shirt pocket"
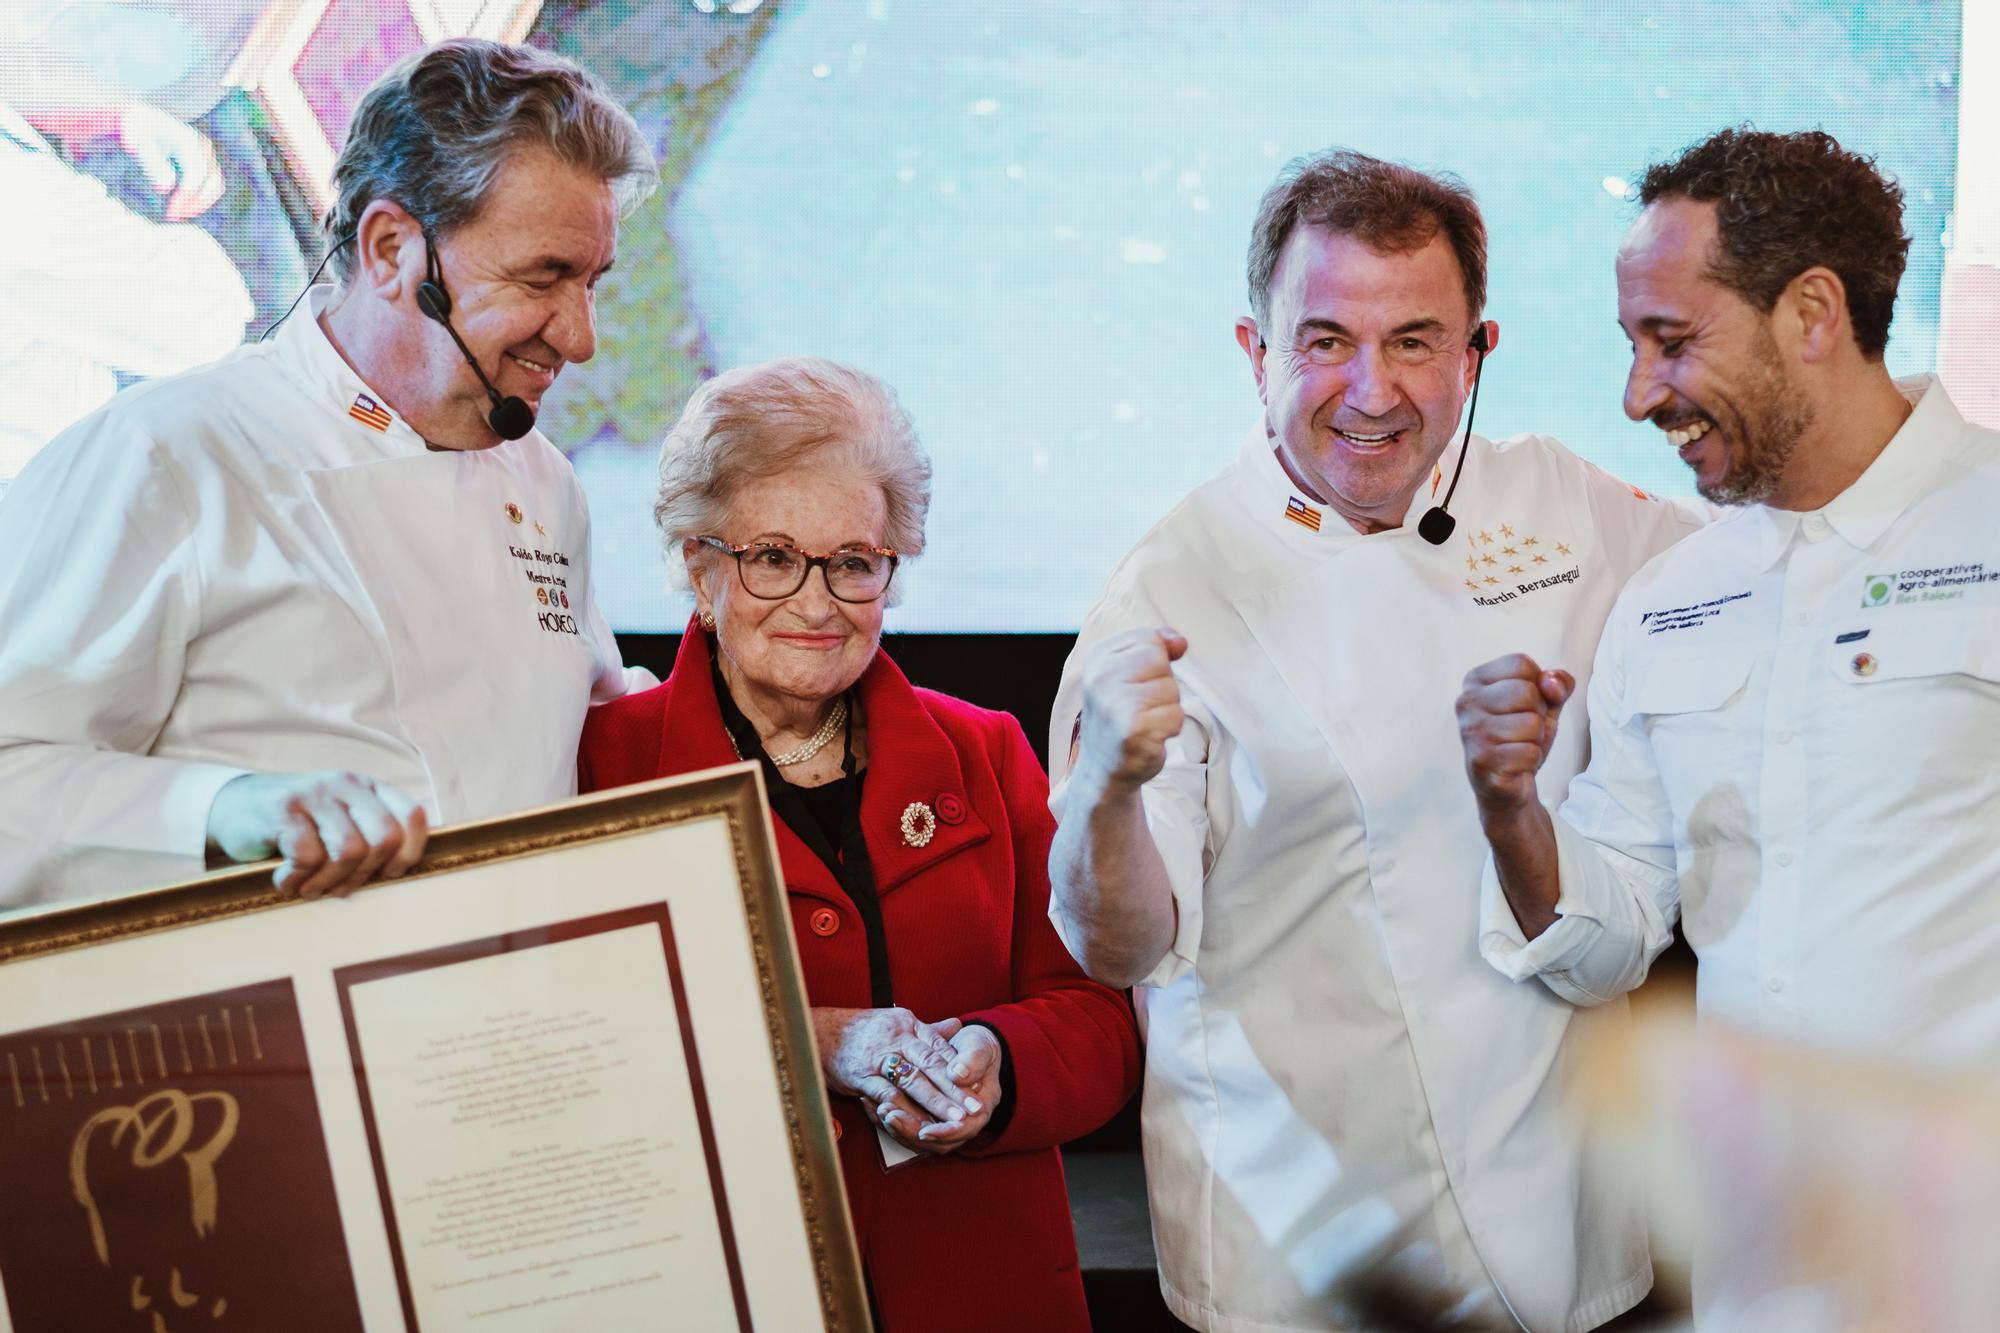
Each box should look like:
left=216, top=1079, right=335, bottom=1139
left=1824, top=615, right=2000, bottom=804
left=1618, top=639, right=1758, bottom=817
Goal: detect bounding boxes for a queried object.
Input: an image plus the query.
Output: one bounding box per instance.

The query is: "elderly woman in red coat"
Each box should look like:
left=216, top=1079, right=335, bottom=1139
left=578, top=356, right=1140, bottom=1331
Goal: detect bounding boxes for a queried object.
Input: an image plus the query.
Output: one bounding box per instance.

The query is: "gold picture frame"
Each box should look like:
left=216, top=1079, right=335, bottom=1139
left=0, top=762, right=870, bottom=1333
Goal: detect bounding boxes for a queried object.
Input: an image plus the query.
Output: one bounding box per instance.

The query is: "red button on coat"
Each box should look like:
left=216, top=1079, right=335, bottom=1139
left=809, top=907, right=840, bottom=937
left=935, top=793, right=966, bottom=825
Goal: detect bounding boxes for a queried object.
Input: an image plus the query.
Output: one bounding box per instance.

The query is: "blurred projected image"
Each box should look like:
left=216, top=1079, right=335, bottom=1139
left=1, top=1, right=1981, bottom=631
left=0, top=0, right=543, bottom=473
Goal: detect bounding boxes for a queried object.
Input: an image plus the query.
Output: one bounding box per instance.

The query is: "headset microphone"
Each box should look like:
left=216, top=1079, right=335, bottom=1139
left=416, top=237, right=536, bottom=442
left=1416, top=322, right=1491, bottom=546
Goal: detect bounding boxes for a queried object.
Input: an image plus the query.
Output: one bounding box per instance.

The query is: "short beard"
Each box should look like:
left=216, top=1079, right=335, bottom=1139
left=1700, top=324, right=1812, bottom=506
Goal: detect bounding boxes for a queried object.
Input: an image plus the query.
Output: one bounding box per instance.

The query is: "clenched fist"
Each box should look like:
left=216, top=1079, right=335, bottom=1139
left=1456, top=654, right=1575, bottom=816
left=1075, top=627, right=1188, bottom=792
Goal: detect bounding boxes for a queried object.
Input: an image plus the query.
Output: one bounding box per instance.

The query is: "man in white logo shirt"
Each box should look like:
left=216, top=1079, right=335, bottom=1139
left=0, top=40, right=658, bottom=908
left=1048, top=150, right=1700, bottom=1331
left=1461, top=128, right=2000, bottom=1071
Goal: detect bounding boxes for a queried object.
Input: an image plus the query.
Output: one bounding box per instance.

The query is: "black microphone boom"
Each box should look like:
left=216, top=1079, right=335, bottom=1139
left=415, top=240, right=537, bottom=441
left=1417, top=324, right=1491, bottom=546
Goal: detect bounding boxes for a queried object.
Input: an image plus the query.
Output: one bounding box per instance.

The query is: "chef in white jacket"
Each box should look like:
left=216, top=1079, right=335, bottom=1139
left=1462, top=127, right=2000, bottom=1054
left=0, top=39, right=660, bottom=908
left=1049, top=150, right=1702, bottom=1331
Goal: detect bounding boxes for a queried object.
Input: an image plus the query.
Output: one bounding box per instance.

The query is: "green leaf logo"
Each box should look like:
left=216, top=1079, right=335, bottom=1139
left=1861, top=575, right=1892, bottom=608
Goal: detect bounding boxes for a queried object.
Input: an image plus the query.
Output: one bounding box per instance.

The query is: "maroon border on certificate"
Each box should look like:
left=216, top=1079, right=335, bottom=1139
left=332, top=904, right=754, bottom=1332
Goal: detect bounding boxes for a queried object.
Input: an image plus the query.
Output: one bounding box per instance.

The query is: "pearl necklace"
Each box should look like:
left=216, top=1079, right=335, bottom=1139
left=758, top=697, right=848, bottom=767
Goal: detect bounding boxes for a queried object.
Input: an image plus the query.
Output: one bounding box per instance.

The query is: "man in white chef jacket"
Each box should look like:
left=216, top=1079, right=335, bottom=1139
left=0, top=39, right=659, bottom=908
left=1048, top=149, right=1702, bottom=1331
left=1462, top=131, right=2000, bottom=1070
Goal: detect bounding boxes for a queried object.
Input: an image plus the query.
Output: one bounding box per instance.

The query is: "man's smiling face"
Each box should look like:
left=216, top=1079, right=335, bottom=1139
left=418, top=145, right=619, bottom=446
left=1248, top=223, right=1481, bottom=534
left=1617, top=196, right=1812, bottom=506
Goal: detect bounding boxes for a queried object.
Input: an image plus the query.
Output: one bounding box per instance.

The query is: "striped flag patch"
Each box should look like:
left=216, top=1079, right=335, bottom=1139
left=348, top=393, right=392, bottom=432
left=1284, top=496, right=1322, bottom=532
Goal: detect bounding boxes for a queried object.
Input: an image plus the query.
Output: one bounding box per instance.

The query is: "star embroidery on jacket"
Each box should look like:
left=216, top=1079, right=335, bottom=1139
left=1481, top=553, right=1497, bottom=567
left=1522, top=536, right=1539, bottom=547
left=1498, top=523, right=1514, bottom=538
left=1508, top=564, right=1524, bottom=575
left=1532, top=553, right=1548, bottom=565
left=1483, top=575, right=1500, bottom=586
left=533, top=521, right=547, bottom=536
left=1464, top=579, right=1481, bottom=592
left=1501, top=545, right=1518, bottom=557
left=1465, top=555, right=1479, bottom=572
left=1477, top=530, right=1493, bottom=545
left=1556, top=541, right=1572, bottom=556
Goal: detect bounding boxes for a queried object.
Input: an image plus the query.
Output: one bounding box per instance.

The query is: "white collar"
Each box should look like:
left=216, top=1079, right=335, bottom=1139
left=266, top=286, right=436, bottom=459
left=1742, top=374, right=1960, bottom=572
left=1233, top=421, right=1485, bottom=551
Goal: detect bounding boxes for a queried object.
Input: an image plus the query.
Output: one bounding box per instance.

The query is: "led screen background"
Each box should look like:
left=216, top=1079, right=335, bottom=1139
left=2, top=1, right=1989, bottom=631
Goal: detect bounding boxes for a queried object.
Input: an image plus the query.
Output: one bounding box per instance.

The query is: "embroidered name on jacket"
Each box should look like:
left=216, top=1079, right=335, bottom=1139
left=507, top=538, right=580, bottom=635
left=1638, top=589, right=1751, bottom=634
left=1460, top=522, right=1578, bottom=606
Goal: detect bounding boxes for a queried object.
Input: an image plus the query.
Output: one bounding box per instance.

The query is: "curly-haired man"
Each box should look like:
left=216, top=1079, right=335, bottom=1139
left=1462, top=126, right=1999, bottom=1087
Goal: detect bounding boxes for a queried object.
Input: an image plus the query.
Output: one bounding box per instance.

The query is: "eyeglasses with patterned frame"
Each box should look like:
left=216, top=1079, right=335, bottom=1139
left=692, top=535, right=901, bottom=604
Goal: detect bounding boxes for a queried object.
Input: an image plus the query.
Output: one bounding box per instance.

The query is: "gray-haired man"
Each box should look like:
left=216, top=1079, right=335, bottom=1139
left=0, top=39, right=657, bottom=907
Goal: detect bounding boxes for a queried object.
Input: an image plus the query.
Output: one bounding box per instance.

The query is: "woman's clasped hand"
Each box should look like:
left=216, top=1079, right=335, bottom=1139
left=811, top=1006, right=1005, bottom=1153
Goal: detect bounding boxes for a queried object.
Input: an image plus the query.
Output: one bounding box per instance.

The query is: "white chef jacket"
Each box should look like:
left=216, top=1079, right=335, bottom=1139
left=1050, top=426, right=1701, bottom=1333
left=1483, top=376, right=2000, bottom=1071
left=0, top=287, right=640, bottom=908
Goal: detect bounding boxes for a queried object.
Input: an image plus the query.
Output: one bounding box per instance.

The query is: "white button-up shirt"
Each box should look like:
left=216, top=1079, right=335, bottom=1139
left=1052, top=426, right=1700, bottom=1332
left=1484, top=376, right=2000, bottom=1071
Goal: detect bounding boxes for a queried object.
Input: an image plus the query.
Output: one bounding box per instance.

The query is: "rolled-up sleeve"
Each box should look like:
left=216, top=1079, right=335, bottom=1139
left=965, top=717, right=1141, bottom=1155
left=1047, top=591, right=1214, bottom=989
left=1479, top=602, right=1682, bottom=1005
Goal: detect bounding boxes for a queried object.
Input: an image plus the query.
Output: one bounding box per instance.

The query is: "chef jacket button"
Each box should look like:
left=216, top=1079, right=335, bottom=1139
left=809, top=907, right=840, bottom=937
left=936, top=793, right=966, bottom=825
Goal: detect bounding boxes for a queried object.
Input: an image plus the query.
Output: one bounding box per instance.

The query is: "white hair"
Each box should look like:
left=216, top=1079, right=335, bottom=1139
left=655, top=357, right=932, bottom=604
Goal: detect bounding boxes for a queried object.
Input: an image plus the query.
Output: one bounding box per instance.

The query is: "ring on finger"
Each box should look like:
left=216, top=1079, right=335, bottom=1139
left=881, top=1052, right=917, bottom=1087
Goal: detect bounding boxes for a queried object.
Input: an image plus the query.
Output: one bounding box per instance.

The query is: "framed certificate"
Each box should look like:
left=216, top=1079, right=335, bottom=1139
left=0, top=764, right=868, bottom=1332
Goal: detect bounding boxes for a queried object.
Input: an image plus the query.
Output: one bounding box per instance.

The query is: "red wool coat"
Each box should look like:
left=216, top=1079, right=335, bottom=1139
left=579, top=628, right=1140, bottom=1332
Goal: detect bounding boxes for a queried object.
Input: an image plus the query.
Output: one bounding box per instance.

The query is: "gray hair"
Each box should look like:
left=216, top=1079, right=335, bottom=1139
left=324, top=38, right=658, bottom=280
left=1246, top=148, right=1487, bottom=330
left=656, top=358, right=932, bottom=602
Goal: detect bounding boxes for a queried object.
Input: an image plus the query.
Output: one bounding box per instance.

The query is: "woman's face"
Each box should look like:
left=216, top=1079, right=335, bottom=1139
left=691, top=465, right=892, bottom=709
